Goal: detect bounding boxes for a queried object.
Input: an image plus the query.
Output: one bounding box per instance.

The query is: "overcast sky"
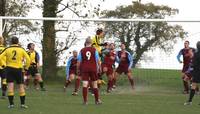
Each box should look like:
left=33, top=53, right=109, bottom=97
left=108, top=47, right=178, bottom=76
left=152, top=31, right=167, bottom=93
left=26, top=0, right=200, bottom=69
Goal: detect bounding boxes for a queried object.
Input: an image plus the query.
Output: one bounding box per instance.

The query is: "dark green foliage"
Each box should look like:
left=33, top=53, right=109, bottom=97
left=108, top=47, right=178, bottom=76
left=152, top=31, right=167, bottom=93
left=102, top=2, right=187, bottom=65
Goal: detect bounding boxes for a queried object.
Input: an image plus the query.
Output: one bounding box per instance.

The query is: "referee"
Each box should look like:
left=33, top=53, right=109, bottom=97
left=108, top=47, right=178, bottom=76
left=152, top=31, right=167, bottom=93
left=184, top=41, right=200, bottom=105
left=0, top=37, right=30, bottom=109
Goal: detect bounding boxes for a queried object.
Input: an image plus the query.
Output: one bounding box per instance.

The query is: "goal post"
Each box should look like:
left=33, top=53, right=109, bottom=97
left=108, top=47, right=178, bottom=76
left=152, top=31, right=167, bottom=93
left=0, top=18, right=2, bottom=37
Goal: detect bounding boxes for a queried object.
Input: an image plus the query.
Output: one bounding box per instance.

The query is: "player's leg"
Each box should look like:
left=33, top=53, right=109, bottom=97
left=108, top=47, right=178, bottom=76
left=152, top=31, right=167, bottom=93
left=97, top=65, right=106, bottom=88
left=92, top=80, right=102, bottom=104
left=18, top=84, right=27, bottom=108
left=1, top=78, right=7, bottom=98
left=72, top=76, right=81, bottom=95
left=82, top=73, right=89, bottom=104
left=64, top=74, right=75, bottom=92
left=113, top=67, right=122, bottom=89
left=16, top=69, right=28, bottom=108
left=88, top=79, right=94, bottom=95
left=24, top=70, right=31, bottom=89
left=126, top=70, right=134, bottom=89
left=0, top=69, right=7, bottom=98
left=112, top=71, right=117, bottom=89
left=7, top=82, right=14, bottom=108
left=6, top=68, right=15, bottom=108
left=106, top=67, right=114, bottom=93
left=184, top=82, right=197, bottom=105
left=35, top=73, right=46, bottom=91
left=182, top=73, right=189, bottom=94
left=91, top=72, right=102, bottom=104
left=107, top=74, right=113, bottom=93
left=182, top=65, right=190, bottom=93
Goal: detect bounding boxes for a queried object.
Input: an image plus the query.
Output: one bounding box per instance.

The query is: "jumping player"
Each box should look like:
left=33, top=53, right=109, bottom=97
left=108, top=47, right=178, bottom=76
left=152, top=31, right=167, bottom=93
left=77, top=38, right=102, bottom=105
left=0, top=36, right=7, bottom=99
left=91, top=28, right=105, bottom=54
left=114, top=43, right=134, bottom=89
left=25, top=43, right=46, bottom=91
left=177, top=41, right=195, bottom=94
left=64, top=50, right=81, bottom=96
left=0, top=37, right=30, bottom=109
left=91, top=29, right=106, bottom=86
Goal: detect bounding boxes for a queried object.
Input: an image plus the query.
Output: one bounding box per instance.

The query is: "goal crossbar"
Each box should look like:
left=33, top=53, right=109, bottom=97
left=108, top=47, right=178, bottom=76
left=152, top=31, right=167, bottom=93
left=1, top=16, right=200, bottom=22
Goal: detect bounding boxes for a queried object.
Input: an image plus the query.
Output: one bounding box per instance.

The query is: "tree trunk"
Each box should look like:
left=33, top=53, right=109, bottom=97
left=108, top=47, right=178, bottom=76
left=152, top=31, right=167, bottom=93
left=0, top=0, right=5, bottom=16
left=42, top=0, right=58, bottom=78
left=0, top=0, right=6, bottom=39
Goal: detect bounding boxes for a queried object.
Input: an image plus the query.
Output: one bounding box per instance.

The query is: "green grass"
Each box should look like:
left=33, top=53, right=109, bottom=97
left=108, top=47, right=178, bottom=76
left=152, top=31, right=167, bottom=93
left=0, top=68, right=200, bottom=114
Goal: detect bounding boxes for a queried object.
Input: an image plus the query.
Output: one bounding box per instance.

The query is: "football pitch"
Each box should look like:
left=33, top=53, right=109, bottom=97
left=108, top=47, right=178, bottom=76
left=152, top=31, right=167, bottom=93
left=0, top=69, right=200, bottom=114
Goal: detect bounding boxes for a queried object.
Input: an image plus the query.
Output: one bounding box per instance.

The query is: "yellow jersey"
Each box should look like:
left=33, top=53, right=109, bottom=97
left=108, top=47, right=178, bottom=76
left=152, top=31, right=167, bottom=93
left=0, top=44, right=30, bottom=69
left=0, top=45, right=6, bottom=69
left=91, top=35, right=103, bottom=54
left=27, top=50, right=39, bottom=65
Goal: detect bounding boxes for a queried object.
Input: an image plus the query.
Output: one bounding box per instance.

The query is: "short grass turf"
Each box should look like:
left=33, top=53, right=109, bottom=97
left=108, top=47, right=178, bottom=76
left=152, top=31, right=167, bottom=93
left=0, top=68, right=200, bottom=114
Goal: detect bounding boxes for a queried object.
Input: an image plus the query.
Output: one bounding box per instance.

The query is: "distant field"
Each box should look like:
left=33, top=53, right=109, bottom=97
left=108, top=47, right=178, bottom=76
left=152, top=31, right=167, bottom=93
left=0, top=68, right=200, bottom=114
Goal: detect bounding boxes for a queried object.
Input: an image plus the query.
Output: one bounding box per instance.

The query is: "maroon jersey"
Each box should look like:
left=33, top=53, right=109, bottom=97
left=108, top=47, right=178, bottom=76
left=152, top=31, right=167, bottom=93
left=103, top=50, right=116, bottom=67
left=70, top=58, right=77, bottom=71
left=79, top=47, right=98, bottom=72
left=182, top=48, right=192, bottom=65
left=179, top=48, right=195, bottom=65
left=118, top=51, right=129, bottom=68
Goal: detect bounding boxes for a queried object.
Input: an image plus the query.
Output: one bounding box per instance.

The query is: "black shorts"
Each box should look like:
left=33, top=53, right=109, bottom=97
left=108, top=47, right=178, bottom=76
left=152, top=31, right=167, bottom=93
left=27, top=65, right=39, bottom=77
left=0, top=68, right=6, bottom=79
left=6, top=67, right=24, bottom=84
left=192, top=70, right=200, bottom=83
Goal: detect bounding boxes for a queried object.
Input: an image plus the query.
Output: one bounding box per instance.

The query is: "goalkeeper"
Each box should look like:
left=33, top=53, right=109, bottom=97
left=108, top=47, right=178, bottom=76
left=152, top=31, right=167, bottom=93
left=91, top=29, right=106, bottom=86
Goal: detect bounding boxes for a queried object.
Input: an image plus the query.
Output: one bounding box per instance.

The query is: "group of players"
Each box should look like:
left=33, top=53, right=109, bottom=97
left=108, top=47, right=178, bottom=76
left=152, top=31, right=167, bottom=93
left=0, top=29, right=134, bottom=107
left=1, top=28, right=199, bottom=107
left=0, top=36, right=46, bottom=108
left=63, top=29, right=134, bottom=104
left=177, top=40, right=200, bottom=105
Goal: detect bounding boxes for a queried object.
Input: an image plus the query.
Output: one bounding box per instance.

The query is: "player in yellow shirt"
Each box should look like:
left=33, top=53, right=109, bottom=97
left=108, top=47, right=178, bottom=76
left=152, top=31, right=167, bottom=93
left=0, top=36, right=30, bottom=109
left=91, top=29, right=106, bottom=86
left=25, top=43, right=46, bottom=91
left=0, top=36, right=7, bottom=99
left=91, top=29, right=105, bottom=54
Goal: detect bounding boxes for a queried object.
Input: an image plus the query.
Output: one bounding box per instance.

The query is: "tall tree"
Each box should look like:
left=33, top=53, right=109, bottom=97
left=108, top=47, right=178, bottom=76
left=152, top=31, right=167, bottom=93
left=102, top=2, right=187, bottom=65
left=42, top=0, right=104, bottom=78
left=42, top=0, right=59, bottom=78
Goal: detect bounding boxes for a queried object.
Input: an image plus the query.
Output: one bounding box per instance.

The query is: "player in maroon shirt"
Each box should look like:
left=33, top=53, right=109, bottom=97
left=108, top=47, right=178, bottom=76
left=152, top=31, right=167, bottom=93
left=102, top=43, right=116, bottom=93
left=177, top=41, right=195, bottom=94
left=64, top=50, right=81, bottom=96
left=114, top=43, right=134, bottom=89
left=77, top=38, right=102, bottom=105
